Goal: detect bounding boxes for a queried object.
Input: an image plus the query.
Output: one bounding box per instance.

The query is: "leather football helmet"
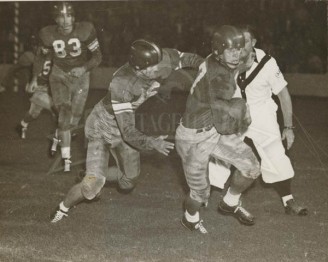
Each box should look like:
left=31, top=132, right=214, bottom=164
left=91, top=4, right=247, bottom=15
left=129, top=39, right=162, bottom=70
left=52, top=2, right=75, bottom=18
left=211, top=25, right=245, bottom=56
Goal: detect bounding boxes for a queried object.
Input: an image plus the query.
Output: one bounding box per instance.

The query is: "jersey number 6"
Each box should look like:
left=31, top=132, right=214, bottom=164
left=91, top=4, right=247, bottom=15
left=53, top=38, right=82, bottom=58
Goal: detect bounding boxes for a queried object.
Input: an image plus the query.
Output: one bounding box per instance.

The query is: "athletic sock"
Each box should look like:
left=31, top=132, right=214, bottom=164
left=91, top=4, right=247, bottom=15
left=61, top=147, right=71, bottom=159
left=223, top=187, right=241, bottom=206
left=59, top=201, right=69, bottom=212
left=282, top=195, right=294, bottom=206
left=21, top=120, right=28, bottom=128
left=185, top=210, right=199, bottom=223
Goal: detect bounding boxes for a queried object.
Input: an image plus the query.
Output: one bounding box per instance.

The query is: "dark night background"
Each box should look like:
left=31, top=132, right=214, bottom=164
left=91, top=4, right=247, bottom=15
left=0, top=0, right=326, bottom=73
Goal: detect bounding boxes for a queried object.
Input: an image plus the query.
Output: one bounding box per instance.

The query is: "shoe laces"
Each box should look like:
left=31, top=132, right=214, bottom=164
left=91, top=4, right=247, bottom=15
left=51, top=210, right=68, bottom=223
left=195, top=220, right=208, bottom=234
left=235, top=206, right=252, bottom=218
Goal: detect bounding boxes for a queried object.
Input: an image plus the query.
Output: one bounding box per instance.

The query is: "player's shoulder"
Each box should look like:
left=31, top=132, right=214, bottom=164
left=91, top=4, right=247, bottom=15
left=74, top=22, right=96, bottom=40
left=111, top=64, right=138, bottom=95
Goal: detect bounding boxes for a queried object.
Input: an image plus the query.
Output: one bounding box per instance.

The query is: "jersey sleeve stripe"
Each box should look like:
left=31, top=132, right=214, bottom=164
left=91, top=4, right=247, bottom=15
left=112, top=102, right=133, bottom=114
left=88, top=39, right=100, bottom=51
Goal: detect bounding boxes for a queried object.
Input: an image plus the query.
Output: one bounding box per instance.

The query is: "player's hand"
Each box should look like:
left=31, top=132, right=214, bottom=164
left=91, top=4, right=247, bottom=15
left=282, top=128, right=295, bottom=150
left=132, top=81, right=160, bottom=109
left=147, top=81, right=160, bottom=96
left=26, top=78, right=38, bottom=93
left=69, top=67, right=86, bottom=78
left=151, top=135, right=175, bottom=156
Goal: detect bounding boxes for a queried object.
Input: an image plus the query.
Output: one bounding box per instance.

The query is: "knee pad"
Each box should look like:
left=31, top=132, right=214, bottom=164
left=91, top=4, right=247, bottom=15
left=81, top=174, right=106, bottom=200
left=58, top=103, right=72, bottom=131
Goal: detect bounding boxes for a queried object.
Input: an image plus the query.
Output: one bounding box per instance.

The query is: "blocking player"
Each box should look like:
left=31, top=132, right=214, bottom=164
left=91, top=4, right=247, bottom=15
left=30, top=2, right=102, bottom=172
left=176, top=25, right=261, bottom=234
left=50, top=39, right=204, bottom=223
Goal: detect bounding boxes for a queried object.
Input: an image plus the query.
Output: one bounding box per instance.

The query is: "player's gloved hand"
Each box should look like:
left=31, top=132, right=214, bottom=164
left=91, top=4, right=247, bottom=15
left=151, top=135, right=174, bottom=156
left=282, top=128, right=295, bottom=150
left=26, top=77, right=38, bottom=93
left=69, top=67, right=86, bottom=78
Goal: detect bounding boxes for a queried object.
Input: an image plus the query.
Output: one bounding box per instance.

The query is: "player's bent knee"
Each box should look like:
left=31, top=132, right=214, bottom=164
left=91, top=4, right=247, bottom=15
left=81, top=174, right=106, bottom=200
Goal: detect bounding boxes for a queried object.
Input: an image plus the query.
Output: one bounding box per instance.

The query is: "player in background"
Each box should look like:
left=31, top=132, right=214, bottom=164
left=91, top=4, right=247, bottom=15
left=30, top=2, right=102, bottom=172
left=50, top=39, right=204, bottom=223
left=19, top=58, right=56, bottom=139
left=176, top=25, right=261, bottom=234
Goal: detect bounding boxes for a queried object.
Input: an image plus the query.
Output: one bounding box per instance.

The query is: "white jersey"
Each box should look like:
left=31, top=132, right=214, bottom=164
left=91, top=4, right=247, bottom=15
left=243, top=48, right=287, bottom=107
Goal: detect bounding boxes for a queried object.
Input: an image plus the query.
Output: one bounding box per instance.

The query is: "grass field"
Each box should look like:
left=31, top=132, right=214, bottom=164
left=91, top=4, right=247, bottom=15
left=0, top=89, right=327, bottom=262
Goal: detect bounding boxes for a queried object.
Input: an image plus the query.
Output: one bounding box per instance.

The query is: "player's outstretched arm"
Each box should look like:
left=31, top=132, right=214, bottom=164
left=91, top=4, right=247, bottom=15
left=149, top=135, right=175, bottom=156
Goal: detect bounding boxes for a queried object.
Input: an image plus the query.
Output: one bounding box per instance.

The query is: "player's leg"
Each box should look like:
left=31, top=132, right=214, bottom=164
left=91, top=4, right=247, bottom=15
left=50, top=67, right=72, bottom=171
left=18, top=101, right=43, bottom=139
left=50, top=139, right=108, bottom=223
left=109, top=141, right=140, bottom=194
left=176, top=125, right=220, bottom=233
left=70, top=72, right=90, bottom=129
left=213, top=134, right=260, bottom=226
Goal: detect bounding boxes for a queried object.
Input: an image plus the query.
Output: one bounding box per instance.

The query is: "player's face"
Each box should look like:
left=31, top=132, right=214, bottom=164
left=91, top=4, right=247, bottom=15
left=55, top=13, right=74, bottom=35
left=138, top=64, right=159, bottom=79
left=220, top=48, right=242, bottom=69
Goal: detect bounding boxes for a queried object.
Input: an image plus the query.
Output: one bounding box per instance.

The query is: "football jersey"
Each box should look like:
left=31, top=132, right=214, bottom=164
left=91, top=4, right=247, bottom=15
left=97, top=48, right=203, bottom=151
left=39, top=22, right=99, bottom=72
left=182, top=54, right=248, bottom=135
left=37, top=60, right=52, bottom=86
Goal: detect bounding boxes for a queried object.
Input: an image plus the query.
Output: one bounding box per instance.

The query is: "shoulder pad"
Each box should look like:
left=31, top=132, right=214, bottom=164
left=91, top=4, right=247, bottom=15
left=39, top=26, right=57, bottom=46
left=74, top=22, right=95, bottom=41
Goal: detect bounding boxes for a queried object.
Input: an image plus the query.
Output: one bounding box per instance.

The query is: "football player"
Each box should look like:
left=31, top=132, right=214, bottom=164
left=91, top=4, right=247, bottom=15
left=176, top=25, right=261, bottom=233
left=50, top=39, right=204, bottom=223
left=30, top=2, right=102, bottom=172
left=19, top=58, right=56, bottom=139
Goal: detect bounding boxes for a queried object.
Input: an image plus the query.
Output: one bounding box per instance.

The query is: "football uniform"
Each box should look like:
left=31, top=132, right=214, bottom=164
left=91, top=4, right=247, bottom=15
left=175, top=54, right=260, bottom=204
left=38, top=21, right=101, bottom=129
left=82, top=49, right=203, bottom=199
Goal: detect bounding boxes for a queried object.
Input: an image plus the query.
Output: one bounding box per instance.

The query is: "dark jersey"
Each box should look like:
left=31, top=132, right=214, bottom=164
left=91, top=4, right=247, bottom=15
left=182, top=54, right=249, bottom=135
left=39, top=22, right=100, bottom=72
left=99, top=48, right=204, bottom=151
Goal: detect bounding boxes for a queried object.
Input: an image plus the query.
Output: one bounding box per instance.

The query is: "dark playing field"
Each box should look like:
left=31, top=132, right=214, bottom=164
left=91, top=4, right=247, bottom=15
left=0, top=89, right=327, bottom=262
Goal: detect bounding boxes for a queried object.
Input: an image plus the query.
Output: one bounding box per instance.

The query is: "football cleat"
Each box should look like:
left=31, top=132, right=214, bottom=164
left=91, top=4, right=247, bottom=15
left=50, top=206, right=68, bottom=223
left=218, top=200, right=255, bottom=226
left=285, top=199, right=308, bottom=216
left=181, top=216, right=208, bottom=234
left=64, top=158, right=71, bottom=172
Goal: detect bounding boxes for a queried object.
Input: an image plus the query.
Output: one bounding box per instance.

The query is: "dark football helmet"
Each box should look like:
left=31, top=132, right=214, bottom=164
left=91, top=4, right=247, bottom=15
left=52, top=1, right=75, bottom=18
left=129, top=39, right=163, bottom=70
left=211, top=25, right=245, bottom=56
